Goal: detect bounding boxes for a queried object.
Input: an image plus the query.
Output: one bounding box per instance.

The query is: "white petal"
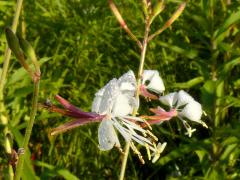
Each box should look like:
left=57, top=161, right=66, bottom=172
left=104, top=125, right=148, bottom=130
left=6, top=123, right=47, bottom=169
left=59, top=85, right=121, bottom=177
left=98, top=79, right=119, bottom=115
left=179, top=101, right=203, bottom=122
left=159, top=92, right=178, bottom=107
left=152, top=142, right=167, bottom=163
left=91, top=87, right=105, bottom=113
left=112, top=93, right=133, bottom=116
left=98, top=119, right=120, bottom=151
left=176, top=90, right=194, bottom=107
left=142, top=70, right=165, bottom=93
left=118, top=70, right=136, bottom=92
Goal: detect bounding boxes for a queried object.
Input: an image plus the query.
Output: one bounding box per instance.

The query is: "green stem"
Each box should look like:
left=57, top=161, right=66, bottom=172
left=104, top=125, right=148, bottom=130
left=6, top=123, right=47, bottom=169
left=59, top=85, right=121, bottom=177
left=0, top=0, right=24, bottom=179
left=14, top=78, right=40, bottom=180
left=0, top=0, right=24, bottom=95
left=119, top=19, right=150, bottom=180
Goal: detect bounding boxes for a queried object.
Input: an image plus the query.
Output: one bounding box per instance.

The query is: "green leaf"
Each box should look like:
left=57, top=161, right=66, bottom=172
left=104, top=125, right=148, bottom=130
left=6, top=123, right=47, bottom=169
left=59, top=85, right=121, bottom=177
left=233, top=79, right=240, bottom=89
left=221, top=57, right=240, bottom=76
left=156, top=41, right=198, bottom=59
left=201, top=80, right=216, bottom=113
left=225, top=96, right=240, bottom=107
left=206, top=166, right=225, bottom=180
left=195, top=150, right=208, bottom=163
left=171, top=76, right=204, bottom=89
left=220, top=144, right=238, bottom=161
left=214, top=11, right=240, bottom=43
left=34, top=161, right=79, bottom=180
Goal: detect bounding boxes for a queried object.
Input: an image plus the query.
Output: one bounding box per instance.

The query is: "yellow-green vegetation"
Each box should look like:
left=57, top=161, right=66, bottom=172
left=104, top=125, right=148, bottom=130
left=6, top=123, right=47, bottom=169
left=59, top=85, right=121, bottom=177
left=0, top=0, right=240, bottom=179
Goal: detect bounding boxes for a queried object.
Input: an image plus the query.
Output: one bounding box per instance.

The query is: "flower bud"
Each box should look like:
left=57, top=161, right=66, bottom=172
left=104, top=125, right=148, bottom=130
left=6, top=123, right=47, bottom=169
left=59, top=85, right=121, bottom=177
left=18, top=37, right=40, bottom=74
left=5, top=27, right=22, bottom=57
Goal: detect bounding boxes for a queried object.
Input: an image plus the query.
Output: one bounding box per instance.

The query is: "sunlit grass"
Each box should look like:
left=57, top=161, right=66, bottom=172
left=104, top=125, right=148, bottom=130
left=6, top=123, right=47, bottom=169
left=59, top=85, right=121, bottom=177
left=1, top=0, right=240, bottom=179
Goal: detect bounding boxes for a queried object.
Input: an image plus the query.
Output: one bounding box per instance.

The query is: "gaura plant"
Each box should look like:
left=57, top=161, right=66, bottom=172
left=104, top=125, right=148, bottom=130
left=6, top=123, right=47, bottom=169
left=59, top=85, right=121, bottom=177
left=41, top=0, right=207, bottom=179
left=45, top=70, right=208, bottom=167
left=5, top=28, right=41, bottom=180
left=142, top=90, right=208, bottom=137
left=44, top=70, right=167, bottom=164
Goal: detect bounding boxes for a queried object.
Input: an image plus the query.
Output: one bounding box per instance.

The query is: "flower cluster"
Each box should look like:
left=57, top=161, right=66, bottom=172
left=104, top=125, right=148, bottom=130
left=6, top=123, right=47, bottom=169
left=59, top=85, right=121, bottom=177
left=91, top=70, right=169, bottom=163
left=143, top=90, right=208, bottom=137
left=45, top=70, right=207, bottom=163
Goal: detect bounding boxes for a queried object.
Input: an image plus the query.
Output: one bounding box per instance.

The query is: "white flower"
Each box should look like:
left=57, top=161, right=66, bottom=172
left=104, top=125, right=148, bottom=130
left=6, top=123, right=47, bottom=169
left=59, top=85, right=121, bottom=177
left=152, top=142, right=167, bottom=163
left=93, top=70, right=161, bottom=163
left=98, top=119, right=120, bottom=150
left=142, top=70, right=165, bottom=94
left=159, top=90, right=207, bottom=137
left=117, top=70, right=136, bottom=94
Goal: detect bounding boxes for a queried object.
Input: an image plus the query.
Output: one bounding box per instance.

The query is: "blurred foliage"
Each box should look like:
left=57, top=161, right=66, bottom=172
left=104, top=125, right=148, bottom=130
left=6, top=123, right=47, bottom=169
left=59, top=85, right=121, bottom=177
left=0, top=0, right=240, bottom=179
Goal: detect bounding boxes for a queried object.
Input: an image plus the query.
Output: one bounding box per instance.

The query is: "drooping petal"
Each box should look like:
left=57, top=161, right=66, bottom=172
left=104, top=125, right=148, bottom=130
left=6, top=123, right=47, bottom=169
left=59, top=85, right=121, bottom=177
left=176, top=90, right=194, bottom=107
left=55, top=95, right=97, bottom=118
left=142, top=70, right=165, bottom=94
left=98, top=119, right=120, bottom=151
left=50, top=115, right=105, bottom=136
left=159, top=92, right=178, bottom=107
left=179, top=101, right=202, bottom=122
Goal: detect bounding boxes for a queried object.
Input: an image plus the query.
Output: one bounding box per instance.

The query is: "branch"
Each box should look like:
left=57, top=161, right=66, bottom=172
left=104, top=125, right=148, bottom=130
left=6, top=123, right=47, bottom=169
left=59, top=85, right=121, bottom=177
left=109, top=0, right=142, bottom=49
left=148, top=1, right=186, bottom=42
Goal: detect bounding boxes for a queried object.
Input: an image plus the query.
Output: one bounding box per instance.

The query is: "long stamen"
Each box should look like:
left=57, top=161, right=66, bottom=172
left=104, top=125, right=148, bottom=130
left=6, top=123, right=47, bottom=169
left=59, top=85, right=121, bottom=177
left=145, top=143, right=151, bottom=160
left=130, top=142, right=145, bottom=164
left=120, top=117, right=147, bottom=133
left=112, top=118, right=132, bottom=141
left=181, top=119, right=196, bottom=137
left=146, top=130, right=158, bottom=141
left=113, top=117, right=157, bottom=152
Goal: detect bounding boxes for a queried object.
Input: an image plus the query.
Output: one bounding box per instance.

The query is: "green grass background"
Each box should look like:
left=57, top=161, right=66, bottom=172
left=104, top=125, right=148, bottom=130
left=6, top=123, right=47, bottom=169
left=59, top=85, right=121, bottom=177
left=1, top=0, right=240, bottom=179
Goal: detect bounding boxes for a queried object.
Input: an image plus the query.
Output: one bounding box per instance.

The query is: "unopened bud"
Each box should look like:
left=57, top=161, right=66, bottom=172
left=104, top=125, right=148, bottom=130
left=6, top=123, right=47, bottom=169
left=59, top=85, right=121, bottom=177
left=153, top=0, right=164, bottom=17
left=18, top=37, right=40, bottom=74
left=5, top=27, right=22, bottom=57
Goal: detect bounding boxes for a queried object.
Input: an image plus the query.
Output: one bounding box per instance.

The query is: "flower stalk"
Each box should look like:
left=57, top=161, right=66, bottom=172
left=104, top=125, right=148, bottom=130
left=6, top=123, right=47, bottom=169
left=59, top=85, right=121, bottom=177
left=14, top=77, right=40, bottom=180
left=119, top=14, right=151, bottom=180
left=0, top=0, right=24, bottom=179
left=148, top=1, right=186, bottom=41
left=108, top=0, right=142, bottom=49
left=109, top=1, right=187, bottom=179
left=5, top=28, right=41, bottom=179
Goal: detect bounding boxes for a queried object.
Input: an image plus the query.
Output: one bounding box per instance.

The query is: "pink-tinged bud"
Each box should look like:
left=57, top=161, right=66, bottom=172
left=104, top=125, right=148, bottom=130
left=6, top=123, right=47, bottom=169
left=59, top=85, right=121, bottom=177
left=50, top=115, right=105, bottom=136
left=41, top=95, right=106, bottom=135
left=55, top=95, right=99, bottom=118
left=141, top=108, right=177, bottom=127
left=140, top=84, right=159, bottom=100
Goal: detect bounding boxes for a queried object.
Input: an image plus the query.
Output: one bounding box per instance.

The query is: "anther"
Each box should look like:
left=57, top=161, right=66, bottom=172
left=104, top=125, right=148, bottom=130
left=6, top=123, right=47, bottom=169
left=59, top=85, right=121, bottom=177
left=146, top=130, right=158, bottom=141
left=17, top=148, right=25, bottom=155
left=145, top=143, right=151, bottom=160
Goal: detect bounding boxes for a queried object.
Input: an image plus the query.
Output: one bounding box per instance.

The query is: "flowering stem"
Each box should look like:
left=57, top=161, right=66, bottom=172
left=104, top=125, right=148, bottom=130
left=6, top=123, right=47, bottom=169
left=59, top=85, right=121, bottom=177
left=148, top=1, right=186, bottom=42
left=0, top=0, right=24, bottom=179
left=108, top=0, right=142, bottom=49
left=119, top=18, right=151, bottom=180
left=0, top=0, right=24, bottom=98
left=14, top=77, right=40, bottom=180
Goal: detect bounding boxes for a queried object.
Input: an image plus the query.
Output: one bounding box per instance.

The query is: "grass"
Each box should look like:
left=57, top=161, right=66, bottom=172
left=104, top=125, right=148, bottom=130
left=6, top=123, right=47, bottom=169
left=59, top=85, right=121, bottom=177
left=1, top=0, right=240, bottom=179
